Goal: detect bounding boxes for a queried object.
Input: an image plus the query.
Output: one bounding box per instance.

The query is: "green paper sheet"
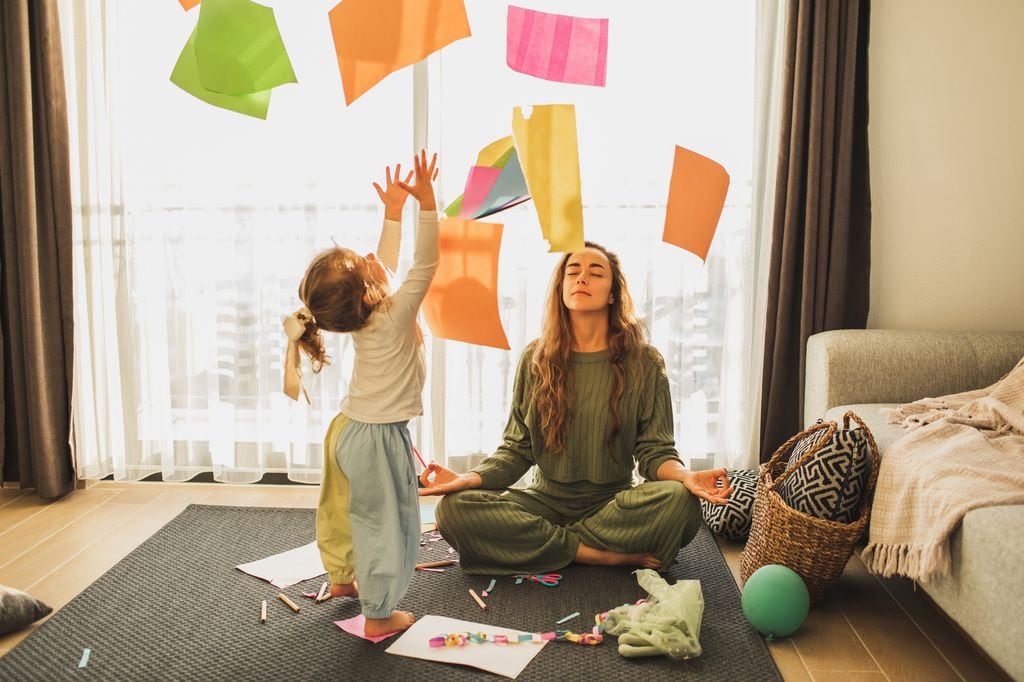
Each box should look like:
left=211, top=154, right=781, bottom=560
left=195, top=0, right=297, bottom=96
left=170, top=26, right=272, bottom=119
left=444, top=196, right=463, bottom=218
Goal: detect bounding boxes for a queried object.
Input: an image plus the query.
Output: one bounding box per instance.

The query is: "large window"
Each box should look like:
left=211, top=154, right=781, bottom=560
left=432, top=1, right=755, bottom=471
left=62, top=0, right=757, bottom=483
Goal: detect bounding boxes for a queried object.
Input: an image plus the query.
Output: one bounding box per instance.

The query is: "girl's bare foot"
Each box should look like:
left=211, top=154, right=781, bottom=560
left=364, top=610, right=415, bottom=637
left=330, top=581, right=359, bottom=598
left=575, top=543, right=662, bottom=570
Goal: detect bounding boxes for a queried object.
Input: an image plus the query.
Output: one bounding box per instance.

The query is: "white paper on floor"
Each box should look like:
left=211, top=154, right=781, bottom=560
left=386, top=615, right=548, bottom=679
left=235, top=541, right=325, bottom=588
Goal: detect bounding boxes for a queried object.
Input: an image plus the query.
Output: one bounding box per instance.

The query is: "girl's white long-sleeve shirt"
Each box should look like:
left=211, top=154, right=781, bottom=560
left=339, top=210, right=439, bottom=423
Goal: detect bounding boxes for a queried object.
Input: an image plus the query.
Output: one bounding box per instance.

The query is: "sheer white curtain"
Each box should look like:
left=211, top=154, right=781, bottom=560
left=61, top=0, right=413, bottom=482
left=432, top=0, right=782, bottom=471
left=61, top=0, right=782, bottom=482
left=746, top=0, right=787, bottom=461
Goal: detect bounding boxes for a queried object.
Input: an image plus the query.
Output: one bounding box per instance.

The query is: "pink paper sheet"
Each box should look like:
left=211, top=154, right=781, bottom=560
left=506, top=6, right=608, bottom=87
left=335, top=614, right=400, bottom=643
left=458, top=166, right=502, bottom=219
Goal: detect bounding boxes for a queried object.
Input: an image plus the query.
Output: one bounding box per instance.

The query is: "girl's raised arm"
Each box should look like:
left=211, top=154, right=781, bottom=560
left=372, top=164, right=414, bottom=272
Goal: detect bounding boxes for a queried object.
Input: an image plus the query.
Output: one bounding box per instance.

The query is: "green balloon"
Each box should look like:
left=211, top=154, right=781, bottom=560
left=741, top=564, right=810, bottom=639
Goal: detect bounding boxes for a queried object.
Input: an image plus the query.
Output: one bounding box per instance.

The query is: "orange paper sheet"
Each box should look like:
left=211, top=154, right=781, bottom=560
left=662, top=146, right=730, bottom=261
left=511, top=105, right=585, bottom=253
left=423, top=219, right=509, bottom=350
left=328, top=0, right=471, bottom=105
left=179, top=0, right=200, bottom=9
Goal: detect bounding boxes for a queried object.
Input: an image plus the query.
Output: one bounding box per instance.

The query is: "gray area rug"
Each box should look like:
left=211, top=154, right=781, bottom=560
left=0, top=504, right=780, bottom=681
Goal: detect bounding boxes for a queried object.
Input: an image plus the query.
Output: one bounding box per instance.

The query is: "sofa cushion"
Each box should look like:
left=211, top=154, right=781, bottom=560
left=700, top=468, right=757, bottom=539
left=777, top=420, right=873, bottom=523
left=823, top=404, right=904, bottom=454
left=0, top=584, right=52, bottom=636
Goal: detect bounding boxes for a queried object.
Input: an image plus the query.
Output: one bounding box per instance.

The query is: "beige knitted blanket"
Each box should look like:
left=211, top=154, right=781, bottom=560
left=861, top=355, right=1024, bottom=583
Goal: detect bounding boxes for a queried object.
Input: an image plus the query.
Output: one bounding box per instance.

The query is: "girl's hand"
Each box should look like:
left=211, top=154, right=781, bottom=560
left=395, top=150, right=439, bottom=212
left=373, top=164, right=414, bottom=221
left=418, top=462, right=481, bottom=496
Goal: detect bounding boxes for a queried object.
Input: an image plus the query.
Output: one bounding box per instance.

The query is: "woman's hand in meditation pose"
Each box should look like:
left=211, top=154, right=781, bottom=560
left=418, top=462, right=482, bottom=496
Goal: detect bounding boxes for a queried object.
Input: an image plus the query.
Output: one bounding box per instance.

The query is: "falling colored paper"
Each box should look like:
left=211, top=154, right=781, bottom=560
left=511, top=105, right=585, bottom=252
left=170, top=27, right=272, bottom=119
left=445, top=195, right=465, bottom=219
left=458, top=166, right=502, bottom=219
left=386, top=615, right=548, bottom=679
left=476, top=135, right=515, bottom=167
left=446, top=136, right=529, bottom=220
left=423, top=219, right=510, bottom=350
left=328, top=0, right=471, bottom=105
left=663, top=146, right=730, bottom=261
left=506, top=6, right=609, bottom=87
left=235, top=541, right=326, bottom=587
left=336, top=615, right=400, bottom=643
left=194, top=0, right=297, bottom=96
left=179, top=0, right=201, bottom=10
left=476, top=150, right=529, bottom=219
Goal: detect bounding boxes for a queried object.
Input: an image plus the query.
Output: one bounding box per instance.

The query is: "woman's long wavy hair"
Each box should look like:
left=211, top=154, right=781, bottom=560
left=532, top=241, right=648, bottom=457
left=295, top=247, right=389, bottom=372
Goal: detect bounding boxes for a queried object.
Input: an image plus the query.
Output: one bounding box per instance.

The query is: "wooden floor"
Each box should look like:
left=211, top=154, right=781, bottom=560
left=0, top=482, right=1011, bottom=681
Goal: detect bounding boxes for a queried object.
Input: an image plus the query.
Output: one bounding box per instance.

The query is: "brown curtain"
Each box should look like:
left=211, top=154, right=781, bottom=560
left=759, top=0, right=872, bottom=462
left=0, top=1, right=75, bottom=498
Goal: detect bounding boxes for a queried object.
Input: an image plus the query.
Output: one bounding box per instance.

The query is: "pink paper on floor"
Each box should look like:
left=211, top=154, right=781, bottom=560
left=335, top=614, right=400, bottom=643
left=506, top=5, right=608, bottom=87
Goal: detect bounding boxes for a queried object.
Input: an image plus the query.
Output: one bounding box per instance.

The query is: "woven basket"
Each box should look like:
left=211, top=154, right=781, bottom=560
left=740, top=411, right=880, bottom=605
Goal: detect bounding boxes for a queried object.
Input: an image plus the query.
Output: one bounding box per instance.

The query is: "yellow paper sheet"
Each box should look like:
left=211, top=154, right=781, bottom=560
left=423, top=219, right=509, bottom=350
left=662, top=146, right=730, bottom=261
left=476, top=135, right=514, bottom=168
left=328, top=0, right=471, bottom=105
left=511, top=105, right=585, bottom=253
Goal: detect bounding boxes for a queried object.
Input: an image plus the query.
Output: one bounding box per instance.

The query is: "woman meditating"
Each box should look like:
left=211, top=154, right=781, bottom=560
left=418, top=242, right=732, bottom=575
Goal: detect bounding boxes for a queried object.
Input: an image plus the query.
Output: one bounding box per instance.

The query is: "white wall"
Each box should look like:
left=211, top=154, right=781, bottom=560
left=868, top=0, right=1024, bottom=331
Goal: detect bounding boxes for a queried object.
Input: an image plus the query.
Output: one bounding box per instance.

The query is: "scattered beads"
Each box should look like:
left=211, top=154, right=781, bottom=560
left=425, top=600, right=641, bottom=649
left=429, top=628, right=603, bottom=647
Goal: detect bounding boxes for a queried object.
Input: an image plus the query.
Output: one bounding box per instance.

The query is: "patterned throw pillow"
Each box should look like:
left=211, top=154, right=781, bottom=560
left=0, top=584, right=52, bottom=635
left=700, top=468, right=758, bottom=540
left=777, top=424, right=873, bottom=524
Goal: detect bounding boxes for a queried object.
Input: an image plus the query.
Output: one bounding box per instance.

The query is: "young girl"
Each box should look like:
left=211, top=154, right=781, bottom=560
left=283, top=150, right=439, bottom=636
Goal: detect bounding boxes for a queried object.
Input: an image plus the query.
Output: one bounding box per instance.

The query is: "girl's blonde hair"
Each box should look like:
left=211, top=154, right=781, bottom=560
left=532, top=241, right=649, bottom=457
left=296, top=247, right=388, bottom=372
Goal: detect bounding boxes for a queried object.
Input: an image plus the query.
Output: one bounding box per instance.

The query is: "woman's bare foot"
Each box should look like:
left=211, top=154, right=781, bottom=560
left=575, top=543, right=662, bottom=570
left=330, top=581, right=359, bottom=598
left=364, top=611, right=416, bottom=637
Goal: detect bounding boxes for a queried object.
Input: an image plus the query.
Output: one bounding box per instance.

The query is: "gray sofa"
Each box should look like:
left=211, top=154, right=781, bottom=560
left=804, top=329, right=1024, bottom=680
